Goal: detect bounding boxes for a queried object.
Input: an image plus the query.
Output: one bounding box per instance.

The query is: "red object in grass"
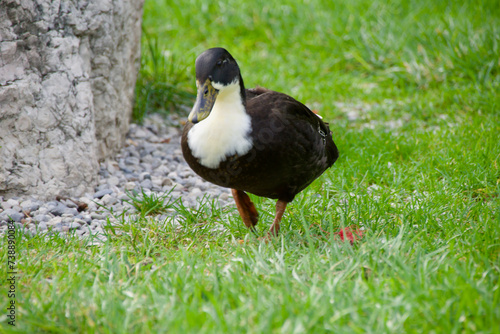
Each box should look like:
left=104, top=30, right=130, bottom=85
left=335, top=226, right=364, bottom=244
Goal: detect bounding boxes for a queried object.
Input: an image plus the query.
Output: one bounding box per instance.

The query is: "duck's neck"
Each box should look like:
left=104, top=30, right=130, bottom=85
left=187, top=78, right=253, bottom=169
left=212, top=73, right=246, bottom=105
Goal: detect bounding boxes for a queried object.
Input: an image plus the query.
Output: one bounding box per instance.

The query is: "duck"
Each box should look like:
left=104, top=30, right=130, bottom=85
left=181, top=47, right=339, bottom=236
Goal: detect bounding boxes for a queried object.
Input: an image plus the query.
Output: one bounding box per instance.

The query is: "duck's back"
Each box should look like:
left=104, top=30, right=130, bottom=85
left=182, top=88, right=338, bottom=201
left=242, top=88, right=338, bottom=200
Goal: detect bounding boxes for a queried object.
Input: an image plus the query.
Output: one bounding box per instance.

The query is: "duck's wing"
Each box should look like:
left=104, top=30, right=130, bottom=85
left=246, top=88, right=339, bottom=167
left=245, top=86, right=271, bottom=100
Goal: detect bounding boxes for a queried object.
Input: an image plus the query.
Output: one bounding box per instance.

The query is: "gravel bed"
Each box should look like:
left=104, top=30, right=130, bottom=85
left=0, top=114, right=231, bottom=242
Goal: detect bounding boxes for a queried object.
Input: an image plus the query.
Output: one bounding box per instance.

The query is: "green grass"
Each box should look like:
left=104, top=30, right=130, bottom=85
left=124, top=188, right=178, bottom=218
left=1, top=0, right=499, bottom=332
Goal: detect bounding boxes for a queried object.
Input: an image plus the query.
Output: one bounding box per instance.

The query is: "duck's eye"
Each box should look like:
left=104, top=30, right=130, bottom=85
left=216, top=58, right=229, bottom=66
left=204, top=88, right=209, bottom=96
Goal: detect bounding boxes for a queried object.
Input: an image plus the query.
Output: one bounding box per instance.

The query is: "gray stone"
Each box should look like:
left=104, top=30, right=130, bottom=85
left=162, top=178, right=174, bottom=186
left=2, top=199, right=19, bottom=210
left=152, top=177, right=163, bottom=187
left=190, top=188, right=202, bottom=198
left=90, top=221, right=102, bottom=230
left=125, top=173, right=139, bottom=181
left=141, top=143, right=157, bottom=155
left=63, top=200, right=78, bottom=209
left=52, top=223, right=63, bottom=232
left=33, top=214, right=50, bottom=223
left=96, top=184, right=111, bottom=192
left=107, top=176, right=120, bottom=187
left=63, top=208, right=79, bottom=216
left=90, top=213, right=105, bottom=220
left=0, top=209, right=24, bottom=222
left=140, top=172, right=152, bottom=180
left=118, top=163, right=134, bottom=174
left=12, top=205, right=23, bottom=213
left=47, top=217, right=63, bottom=226
left=84, top=201, right=98, bottom=212
left=73, top=218, right=86, bottom=225
left=133, top=128, right=149, bottom=138
left=94, top=189, right=113, bottom=199
left=37, top=222, right=48, bottom=231
left=151, top=159, right=162, bottom=169
left=118, top=192, right=130, bottom=201
left=140, top=163, right=153, bottom=173
left=167, top=172, right=178, bottom=180
left=76, top=214, right=92, bottom=224
left=184, top=177, right=197, bottom=187
left=140, top=179, right=153, bottom=189
left=47, top=202, right=69, bottom=216
left=99, top=169, right=111, bottom=179
left=0, top=0, right=145, bottom=200
left=35, top=207, right=50, bottom=215
left=125, top=157, right=140, bottom=165
left=179, top=170, right=193, bottom=178
left=101, top=194, right=117, bottom=206
left=154, top=165, right=170, bottom=176
left=21, top=199, right=41, bottom=213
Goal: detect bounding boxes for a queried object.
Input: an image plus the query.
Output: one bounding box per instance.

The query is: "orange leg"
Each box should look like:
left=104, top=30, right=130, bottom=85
left=231, top=189, right=259, bottom=229
left=268, top=199, right=288, bottom=237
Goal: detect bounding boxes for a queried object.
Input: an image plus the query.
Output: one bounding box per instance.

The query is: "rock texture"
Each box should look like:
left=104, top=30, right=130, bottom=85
left=0, top=0, right=144, bottom=200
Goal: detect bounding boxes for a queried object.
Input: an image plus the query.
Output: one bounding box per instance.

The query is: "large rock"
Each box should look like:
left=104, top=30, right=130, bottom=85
left=0, top=0, right=144, bottom=200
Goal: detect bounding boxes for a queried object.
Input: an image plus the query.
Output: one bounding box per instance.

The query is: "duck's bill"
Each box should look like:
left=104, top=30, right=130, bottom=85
left=188, top=80, right=218, bottom=123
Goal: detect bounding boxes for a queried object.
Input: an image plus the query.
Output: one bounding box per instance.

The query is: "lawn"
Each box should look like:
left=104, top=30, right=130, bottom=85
left=1, top=0, right=499, bottom=332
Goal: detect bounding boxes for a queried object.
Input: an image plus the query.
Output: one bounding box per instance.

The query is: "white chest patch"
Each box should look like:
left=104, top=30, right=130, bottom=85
left=187, top=82, right=253, bottom=169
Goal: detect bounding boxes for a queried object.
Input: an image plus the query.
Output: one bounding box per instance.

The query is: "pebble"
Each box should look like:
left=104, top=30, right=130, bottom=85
left=2, top=199, right=19, bottom=210
left=124, top=182, right=136, bottom=191
left=47, top=201, right=69, bottom=216
left=78, top=214, right=92, bottom=224
left=90, top=213, right=105, bottom=220
left=140, top=179, right=153, bottom=189
left=0, top=114, right=231, bottom=239
left=107, top=176, right=120, bottom=187
left=0, top=209, right=24, bottom=222
left=47, top=217, right=63, bottom=226
left=94, top=189, right=113, bottom=199
left=63, top=200, right=78, bottom=209
left=64, top=208, right=79, bottom=216
left=21, top=199, right=41, bottom=212
left=33, top=214, right=50, bottom=223
left=101, top=194, right=117, bottom=206
left=140, top=172, right=151, bottom=180
left=190, top=188, right=202, bottom=197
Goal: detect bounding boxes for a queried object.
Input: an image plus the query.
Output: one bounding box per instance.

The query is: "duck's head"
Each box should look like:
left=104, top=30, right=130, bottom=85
left=188, top=48, right=245, bottom=123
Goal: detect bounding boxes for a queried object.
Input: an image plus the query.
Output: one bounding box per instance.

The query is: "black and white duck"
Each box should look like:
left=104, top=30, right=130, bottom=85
left=181, top=47, right=339, bottom=236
